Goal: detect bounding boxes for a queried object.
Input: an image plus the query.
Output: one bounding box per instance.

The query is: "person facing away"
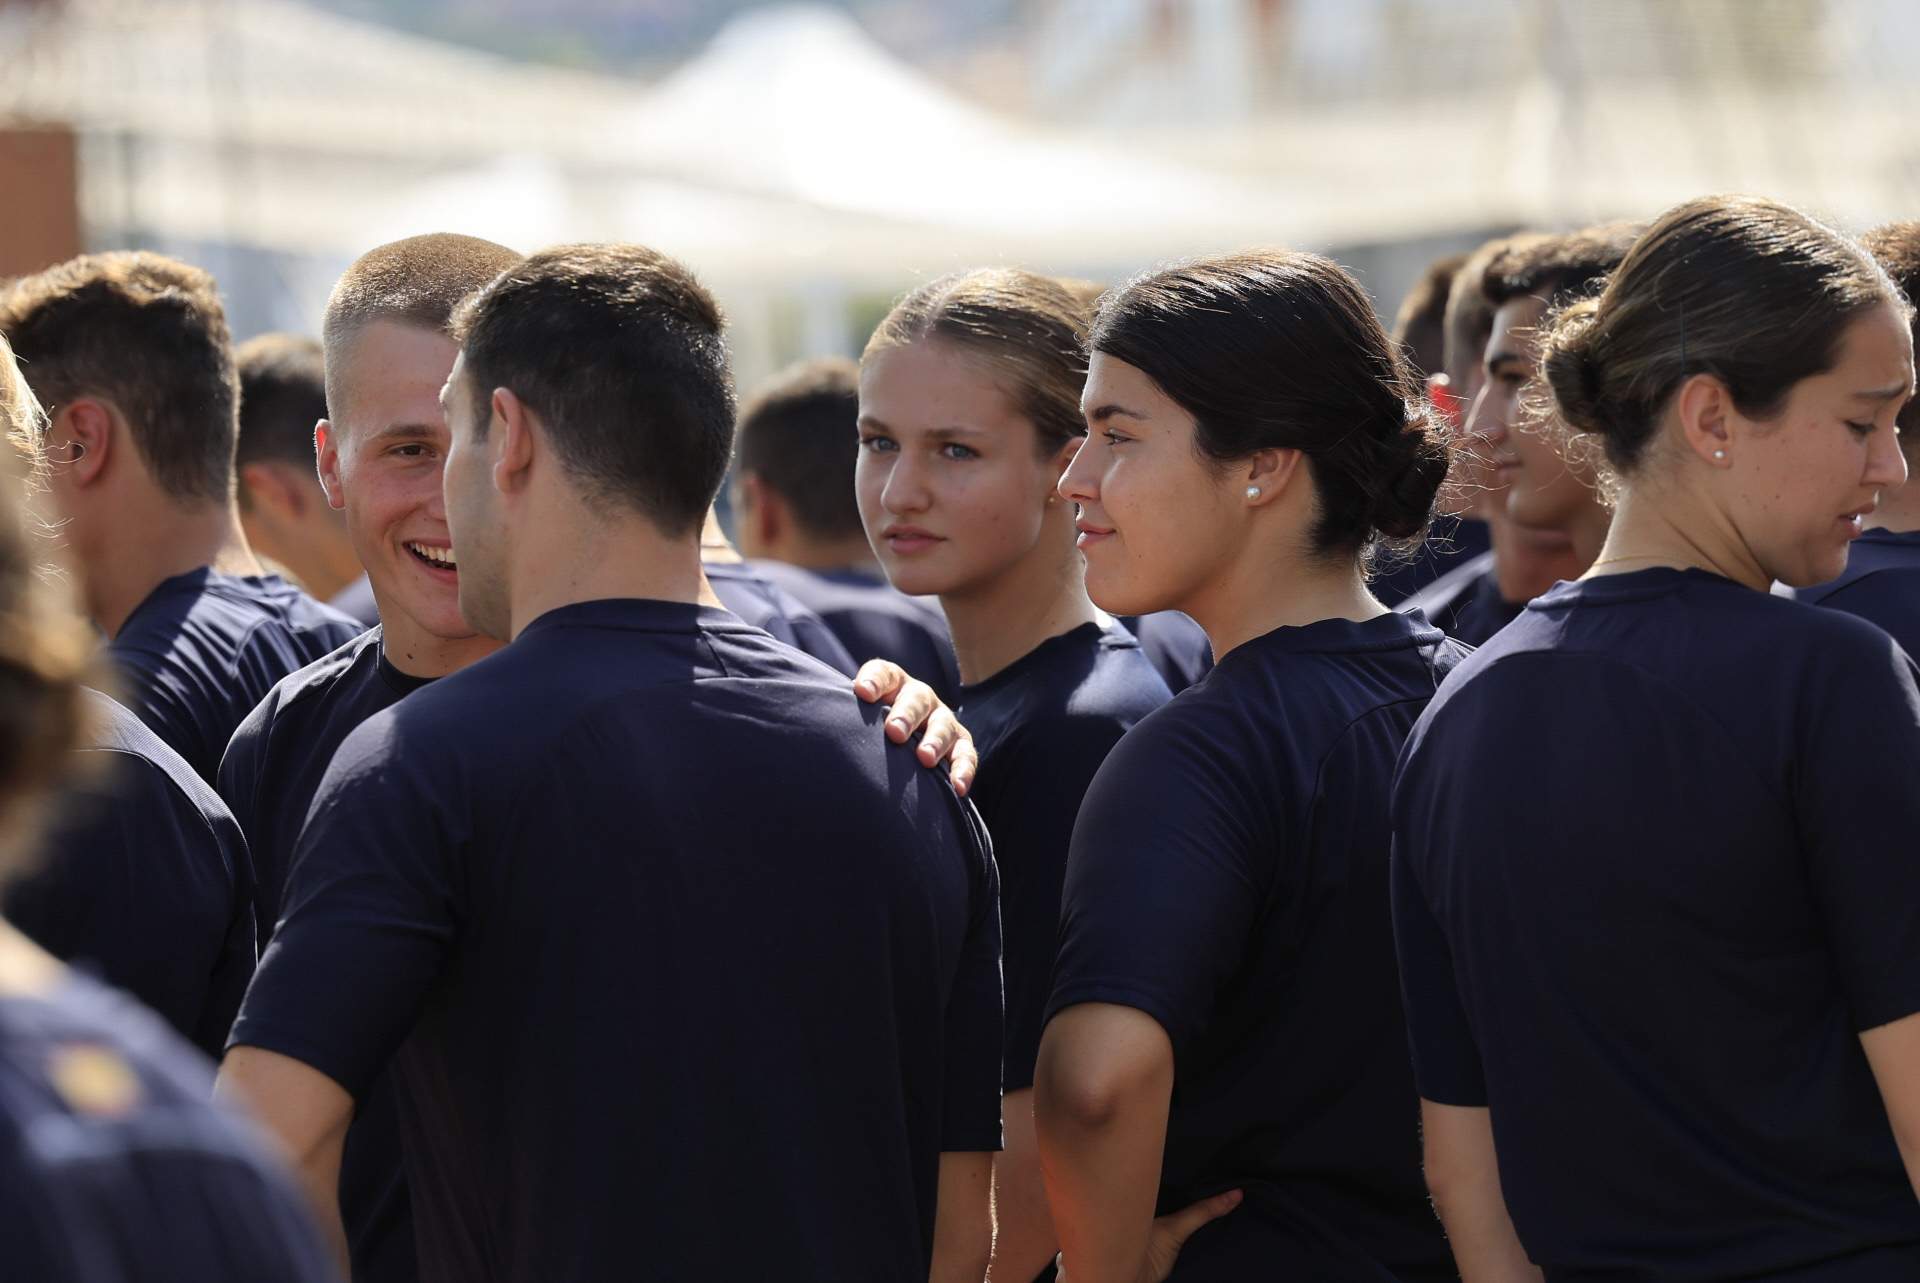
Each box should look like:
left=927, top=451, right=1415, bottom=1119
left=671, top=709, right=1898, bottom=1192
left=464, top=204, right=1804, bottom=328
left=858, top=267, right=1173, bottom=1280
left=234, top=332, right=379, bottom=625
left=0, top=252, right=363, bottom=781
left=1789, top=219, right=1920, bottom=656
left=1034, top=250, right=1463, bottom=1283
left=733, top=354, right=962, bottom=698
left=0, top=333, right=254, bottom=1063
left=1393, top=194, right=1920, bottom=1282
left=0, top=330, right=336, bottom=1283
left=217, top=243, right=1002, bottom=1283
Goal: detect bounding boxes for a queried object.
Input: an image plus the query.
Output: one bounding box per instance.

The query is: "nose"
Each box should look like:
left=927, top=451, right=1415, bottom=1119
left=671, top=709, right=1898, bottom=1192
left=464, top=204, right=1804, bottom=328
left=1058, top=434, right=1102, bottom=504
left=879, top=449, right=932, bottom=516
left=1467, top=383, right=1506, bottom=445
left=1867, top=420, right=1910, bottom=491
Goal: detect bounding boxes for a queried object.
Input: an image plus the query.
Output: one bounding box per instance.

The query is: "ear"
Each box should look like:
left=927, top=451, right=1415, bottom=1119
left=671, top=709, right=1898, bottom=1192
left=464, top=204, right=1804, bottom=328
left=238, top=461, right=302, bottom=522
left=53, top=398, right=113, bottom=488
left=739, top=473, right=783, bottom=547
left=1673, top=373, right=1735, bottom=467
left=314, top=420, right=346, bottom=511
left=1242, top=447, right=1304, bottom=507
left=490, top=386, right=536, bottom=495
left=1045, top=436, right=1084, bottom=505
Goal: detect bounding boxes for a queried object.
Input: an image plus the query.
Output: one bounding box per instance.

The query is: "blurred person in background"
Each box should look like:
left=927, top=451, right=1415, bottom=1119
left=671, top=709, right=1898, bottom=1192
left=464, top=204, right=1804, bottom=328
left=1036, top=252, right=1461, bottom=1282
left=0, top=253, right=363, bottom=781
left=1791, top=220, right=1920, bottom=655
left=0, top=331, right=338, bottom=1283
left=1371, top=251, right=1492, bottom=607
left=235, top=333, right=379, bottom=625
left=733, top=355, right=961, bottom=698
left=859, top=268, right=1173, bottom=1281
left=1395, top=195, right=1920, bottom=1282
left=220, top=242, right=1000, bottom=1282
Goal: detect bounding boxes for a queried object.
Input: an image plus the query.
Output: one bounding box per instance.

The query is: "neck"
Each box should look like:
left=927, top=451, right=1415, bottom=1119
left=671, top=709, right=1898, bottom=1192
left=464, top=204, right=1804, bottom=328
left=941, top=521, right=1101, bottom=686
left=1585, top=479, right=1767, bottom=590
left=283, top=524, right=365, bottom=604
left=377, top=614, right=504, bottom=680
left=1488, top=512, right=1593, bottom=601
left=509, top=507, right=707, bottom=640
left=1183, top=541, right=1386, bottom=660
left=755, top=532, right=883, bottom=576
left=92, top=498, right=262, bottom=637
left=0, top=921, right=61, bottom=998
left=698, top=510, right=741, bottom=564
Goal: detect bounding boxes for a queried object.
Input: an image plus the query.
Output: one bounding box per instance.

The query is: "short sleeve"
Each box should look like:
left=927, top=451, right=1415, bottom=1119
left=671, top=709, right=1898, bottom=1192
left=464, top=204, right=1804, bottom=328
left=941, top=799, right=1004, bottom=1153
left=1793, top=623, right=1920, bottom=1032
left=227, top=711, right=462, bottom=1098
left=1390, top=839, right=1488, bottom=1106
left=1045, top=710, right=1263, bottom=1055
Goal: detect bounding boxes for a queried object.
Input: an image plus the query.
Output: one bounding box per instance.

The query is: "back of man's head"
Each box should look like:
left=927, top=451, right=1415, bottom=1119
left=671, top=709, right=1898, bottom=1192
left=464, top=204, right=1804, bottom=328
left=235, top=333, right=327, bottom=483
left=736, top=358, right=862, bottom=543
left=322, top=232, right=521, bottom=420
left=0, top=251, right=237, bottom=504
left=1482, top=222, right=1643, bottom=316
left=1863, top=221, right=1920, bottom=453
left=450, top=243, right=735, bottom=537
left=1393, top=252, right=1467, bottom=381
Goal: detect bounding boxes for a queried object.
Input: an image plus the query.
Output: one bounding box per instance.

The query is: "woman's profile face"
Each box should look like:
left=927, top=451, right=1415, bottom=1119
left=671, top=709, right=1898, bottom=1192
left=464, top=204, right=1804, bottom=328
left=1060, top=352, right=1242, bottom=618
left=855, top=338, right=1074, bottom=599
left=1721, top=302, right=1913, bottom=588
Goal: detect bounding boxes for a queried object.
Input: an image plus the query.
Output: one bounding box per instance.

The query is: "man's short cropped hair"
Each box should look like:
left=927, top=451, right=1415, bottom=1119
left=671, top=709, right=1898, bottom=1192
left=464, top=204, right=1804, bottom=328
left=235, top=333, right=326, bottom=474
left=0, top=251, right=237, bottom=503
left=450, top=243, right=735, bottom=537
left=1482, top=223, right=1644, bottom=313
left=1862, top=221, right=1920, bottom=441
left=321, top=233, right=520, bottom=417
left=735, top=357, right=863, bottom=541
left=1392, top=251, right=1467, bottom=380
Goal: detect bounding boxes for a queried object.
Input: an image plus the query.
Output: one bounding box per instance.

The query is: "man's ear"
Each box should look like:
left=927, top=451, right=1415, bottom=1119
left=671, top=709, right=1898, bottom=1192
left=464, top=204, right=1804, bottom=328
left=314, top=420, right=346, bottom=511
left=53, top=398, right=114, bottom=488
left=740, top=472, right=783, bottom=549
left=491, top=387, right=536, bottom=494
left=238, top=461, right=303, bottom=524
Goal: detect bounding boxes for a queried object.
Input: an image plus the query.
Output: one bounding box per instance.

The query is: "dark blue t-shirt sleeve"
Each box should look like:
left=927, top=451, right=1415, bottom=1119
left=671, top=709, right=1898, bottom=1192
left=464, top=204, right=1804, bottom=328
left=228, top=711, right=460, bottom=1098
left=107, top=649, right=209, bottom=776
left=942, top=799, right=1004, bottom=1153
left=1794, top=623, right=1920, bottom=1032
left=1390, top=838, right=1488, bottom=1106
left=1046, top=710, right=1264, bottom=1054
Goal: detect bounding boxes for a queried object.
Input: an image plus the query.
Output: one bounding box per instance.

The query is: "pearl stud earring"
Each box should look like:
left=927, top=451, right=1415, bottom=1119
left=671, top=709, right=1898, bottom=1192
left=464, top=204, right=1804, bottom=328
left=1246, top=486, right=1261, bottom=500
left=1712, top=449, right=1727, bottom=460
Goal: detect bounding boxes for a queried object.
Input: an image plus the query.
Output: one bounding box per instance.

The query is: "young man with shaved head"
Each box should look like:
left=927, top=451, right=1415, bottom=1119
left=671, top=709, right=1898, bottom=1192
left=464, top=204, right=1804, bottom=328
left=220, top=242, right=999, bottom=1282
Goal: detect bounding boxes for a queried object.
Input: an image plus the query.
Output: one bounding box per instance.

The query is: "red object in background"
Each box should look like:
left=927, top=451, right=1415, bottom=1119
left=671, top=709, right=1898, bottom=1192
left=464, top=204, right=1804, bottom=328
left=1427, top=373, right=1462, bottom=431
left=0, top=124, right=81, bottom=279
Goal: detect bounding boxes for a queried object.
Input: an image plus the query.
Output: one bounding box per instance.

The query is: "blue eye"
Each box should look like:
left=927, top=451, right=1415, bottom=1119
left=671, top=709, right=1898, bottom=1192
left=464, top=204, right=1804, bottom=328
left=941, top=443, right=978, bottom=461
left=860, top=436, right=898, bottom=453
left=1102, top=430, right=1131, bottom=447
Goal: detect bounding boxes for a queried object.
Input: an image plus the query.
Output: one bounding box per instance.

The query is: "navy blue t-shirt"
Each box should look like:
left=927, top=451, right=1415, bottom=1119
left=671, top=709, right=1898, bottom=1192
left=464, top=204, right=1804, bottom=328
left=1399, top=550, right=1523, bottom=647
left=232, top=600, right=1002, bottom=1283
left=1393, top=569, right=1920, bottom=1281
left=1369, top=514, right=1494, bottom=607
left=961, top=620, right=1169, bottom=1090
left=1049, top=611, right=1463, bottom=1280
left=1791, top=526, right=1920, bottom=660
left=749, top=559, right=960, bottom=699
left=5, top=690, right=253, bottom=1059
left=704, top=560, right=858, bottom=675
left=218, top=626, right=426, bottom=1283
left=0, top=967, right=334, bottom=1282
left=1119, top=612, right=1213, bottom=692
left=109, top=568, right=365, bottom=782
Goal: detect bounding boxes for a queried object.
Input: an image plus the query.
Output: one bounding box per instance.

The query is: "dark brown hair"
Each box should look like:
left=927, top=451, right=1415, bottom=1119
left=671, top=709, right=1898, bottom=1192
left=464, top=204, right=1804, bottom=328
left=1444, top=232, right=1546, bottom=388
left=1541, top=196, right=1903, bottom=473
left=0, top=252, right=237, bottom=504
left=1481, top=222, right=1642, bottom=311
left=1392, top=251, right=1467, bottom=380
left=863, top=268, right=1090, bottom=457
left=235, top=333, right=327, bottom=474
left=450, top=243, right=735, bottom=536
left=321, top=233, right=520, bottom=417
left=1092, top=250, right=1450, bottom=560
left=1862, top=220, right=1920, bottom=451
left=735, top=357, right=863, bottom=541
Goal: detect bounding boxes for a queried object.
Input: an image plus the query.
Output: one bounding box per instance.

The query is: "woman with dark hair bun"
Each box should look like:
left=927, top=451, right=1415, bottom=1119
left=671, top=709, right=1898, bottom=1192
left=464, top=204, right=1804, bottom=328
left=1034, top=250, right=1463, bottom=1282
left=1394, top=195, right=1920, bottom=1281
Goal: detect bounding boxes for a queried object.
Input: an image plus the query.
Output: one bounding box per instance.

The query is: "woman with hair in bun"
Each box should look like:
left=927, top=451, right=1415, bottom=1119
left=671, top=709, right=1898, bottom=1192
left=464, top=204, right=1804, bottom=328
left=857, top=268, right=1174, bottom=1281
left=1394, top=195, right=1920, bottom=1281
left=1033, top=251, right=1463, bottom=1282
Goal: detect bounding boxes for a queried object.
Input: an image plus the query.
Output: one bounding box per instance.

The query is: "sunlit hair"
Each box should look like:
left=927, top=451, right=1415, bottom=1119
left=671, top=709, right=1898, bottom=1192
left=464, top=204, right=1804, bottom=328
left=0, top=331, right=93, bottom=878
left=1392, top=251, right=1466, bottom=381
left=1538, top=196, right=1904, bottom=494
left=863, top=268, right=1091, bottom=458
left=1861, top=220, right=1920, bottom=455
left=735, top=357, right=863, bottom=541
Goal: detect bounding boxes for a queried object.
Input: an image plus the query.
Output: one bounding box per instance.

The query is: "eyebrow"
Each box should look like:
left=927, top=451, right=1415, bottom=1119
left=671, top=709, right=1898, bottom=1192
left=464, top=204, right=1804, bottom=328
left=855, top=415, right=987, bottom=438
left=1485, top=349, right=1530, bottom=372
left=1852, top=383, right=1914, bottom=403
left=367, top=421, right=440, bottom=444
left=1085, top=403, right=1149, bottom=423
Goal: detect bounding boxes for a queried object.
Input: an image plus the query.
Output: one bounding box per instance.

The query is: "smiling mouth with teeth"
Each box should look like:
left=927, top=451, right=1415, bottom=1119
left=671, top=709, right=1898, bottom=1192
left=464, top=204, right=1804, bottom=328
left=405, top=541, right=457, bottom=570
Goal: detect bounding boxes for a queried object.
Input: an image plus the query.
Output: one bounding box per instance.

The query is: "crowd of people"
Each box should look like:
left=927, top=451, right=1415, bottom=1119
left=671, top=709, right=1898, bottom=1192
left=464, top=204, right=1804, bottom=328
left=0, top=189, right=1915, bottom=1283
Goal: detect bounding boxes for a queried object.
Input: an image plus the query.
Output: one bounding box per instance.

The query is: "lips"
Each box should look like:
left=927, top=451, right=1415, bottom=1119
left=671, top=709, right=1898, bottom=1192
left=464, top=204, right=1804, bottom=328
left=1075, top=517, right=1115, bottom=550
left=880, top=525, right=943, bottom=555
left=404, top=540, right=458, bottom=576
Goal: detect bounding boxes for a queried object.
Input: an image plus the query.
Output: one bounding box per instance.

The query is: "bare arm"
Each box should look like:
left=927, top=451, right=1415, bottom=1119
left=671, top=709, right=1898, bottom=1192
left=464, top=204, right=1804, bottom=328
left=853, top=659, right=978, bottom=797
left=932, top=1150, right=995, bottom=1283
left=1421, top=1100, right=1539, bottom=1283
left=988, top=1088, right=1056, bottom=1281
left=216, top=1047, right=355, bottom=1273
left=1862, top=1011, right=1920, bottom=1202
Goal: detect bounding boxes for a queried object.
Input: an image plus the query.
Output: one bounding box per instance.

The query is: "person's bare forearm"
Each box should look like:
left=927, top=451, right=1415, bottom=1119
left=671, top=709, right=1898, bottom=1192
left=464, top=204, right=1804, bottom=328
left=988, top=1090, right=1058, bottom=1281
left=1422, top=1100, right=1539, bottom=1283
left=215, top=1049, right=353, bottom=1275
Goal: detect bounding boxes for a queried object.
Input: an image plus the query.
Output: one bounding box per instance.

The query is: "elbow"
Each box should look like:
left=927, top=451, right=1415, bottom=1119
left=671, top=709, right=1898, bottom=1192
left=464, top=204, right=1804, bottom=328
left=1033, top=1039, right=1160, bottom=1134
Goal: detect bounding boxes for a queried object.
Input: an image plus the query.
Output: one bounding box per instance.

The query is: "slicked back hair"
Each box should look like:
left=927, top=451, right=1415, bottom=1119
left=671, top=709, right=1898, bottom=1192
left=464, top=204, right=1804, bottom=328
left=1481, top=223, right=1644, bottom=314
left=0, top=251, right=237, bottom=504
left=1862, top=221, right=1920, bottom=447
left=735, top=357, right=864, bottom=541
left=235, top=333, right=327, bottom=476
left=321, top=233, right=520, bottom=418
left=1392, top=251, right=1467, bottom=380
left=450, top=243, right=735, bottom=536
